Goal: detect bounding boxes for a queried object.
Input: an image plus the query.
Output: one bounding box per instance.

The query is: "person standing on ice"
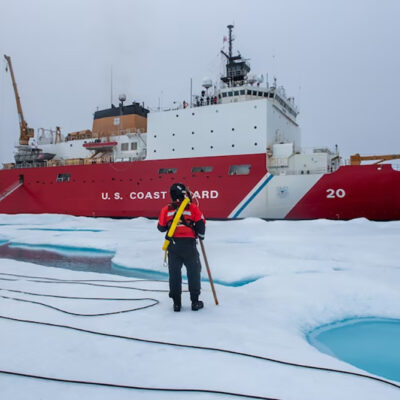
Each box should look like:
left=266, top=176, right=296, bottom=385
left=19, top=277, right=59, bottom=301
left=157, top=183, right=206, bottom=312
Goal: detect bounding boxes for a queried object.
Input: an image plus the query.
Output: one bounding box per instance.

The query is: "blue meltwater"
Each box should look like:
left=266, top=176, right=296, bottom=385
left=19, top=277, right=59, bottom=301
left=308, top=318, right=400, bottom=382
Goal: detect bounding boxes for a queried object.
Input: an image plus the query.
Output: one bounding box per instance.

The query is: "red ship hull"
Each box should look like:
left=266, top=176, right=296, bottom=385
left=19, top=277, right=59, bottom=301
left=1, top=153, right=399, bottom=220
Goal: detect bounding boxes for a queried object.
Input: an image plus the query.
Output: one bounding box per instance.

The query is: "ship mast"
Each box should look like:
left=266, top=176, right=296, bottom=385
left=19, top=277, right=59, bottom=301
left=228, top=23, right=233, bottom=59
left=220, top=25, right=250, bottom=87
left=4, top=54, right=34, bottom=145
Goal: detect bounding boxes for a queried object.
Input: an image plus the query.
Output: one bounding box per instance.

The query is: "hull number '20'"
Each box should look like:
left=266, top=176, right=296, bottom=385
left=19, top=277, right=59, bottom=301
left=326, top=188, right=346, bottom=199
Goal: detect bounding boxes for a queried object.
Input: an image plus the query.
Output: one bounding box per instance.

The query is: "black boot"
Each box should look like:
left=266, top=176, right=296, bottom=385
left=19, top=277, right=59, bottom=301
left=191, top=300, right=204, bottom=311
left=173, top=296, right=181, bottom=312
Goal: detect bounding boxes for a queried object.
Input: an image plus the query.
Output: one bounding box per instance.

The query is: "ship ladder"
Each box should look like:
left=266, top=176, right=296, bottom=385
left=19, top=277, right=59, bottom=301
left=0, top=181, right=23, bottom=203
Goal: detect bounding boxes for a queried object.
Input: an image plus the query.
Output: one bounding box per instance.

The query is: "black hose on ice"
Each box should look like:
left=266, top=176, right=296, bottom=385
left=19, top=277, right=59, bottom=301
left=0, top=271, right=399, bottom=400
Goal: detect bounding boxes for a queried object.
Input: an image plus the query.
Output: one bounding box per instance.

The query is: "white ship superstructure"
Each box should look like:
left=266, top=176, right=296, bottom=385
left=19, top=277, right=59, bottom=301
left=35, top=25, right=339, bottom=179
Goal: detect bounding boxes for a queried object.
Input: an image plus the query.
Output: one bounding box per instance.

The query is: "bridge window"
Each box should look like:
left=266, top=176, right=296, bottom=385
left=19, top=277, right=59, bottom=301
left=228, top=164, right=251, bottom=175
left=131, top=142, right=137, bottom=150
left=121, top=143, right=129, bottom=151
left=158, top=168, right=177, bottom=174
left=56, top=173, right=71, bottom=182
left=192, top=166, right=213, bottom=173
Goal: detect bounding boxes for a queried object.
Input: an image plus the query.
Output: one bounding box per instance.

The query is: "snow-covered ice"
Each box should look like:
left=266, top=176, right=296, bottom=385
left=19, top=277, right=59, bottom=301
left=0, top=214, right=399, bottom=399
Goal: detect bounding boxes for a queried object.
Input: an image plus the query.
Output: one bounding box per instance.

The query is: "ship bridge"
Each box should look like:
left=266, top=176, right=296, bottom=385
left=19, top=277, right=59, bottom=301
left=190, top=25, right=298, bottom=124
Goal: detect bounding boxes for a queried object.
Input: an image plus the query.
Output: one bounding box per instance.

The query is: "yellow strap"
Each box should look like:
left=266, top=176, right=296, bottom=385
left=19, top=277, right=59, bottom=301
left=162, top=197, right=190, bottom=251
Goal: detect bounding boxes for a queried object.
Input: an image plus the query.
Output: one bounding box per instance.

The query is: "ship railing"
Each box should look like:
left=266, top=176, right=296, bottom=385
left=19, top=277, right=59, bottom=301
left=10, top=162, right=49, bottom=169
left=268, top=167, right=328, bottom=176
left=342, top=159, right=400, bottom=170
left=192, top=96, right=219, bottom=108
left=301, top=146, right=336, bottom=155
left=108, top=128, right=144, bottom=136
left=115, top=151, right=147, bottom=163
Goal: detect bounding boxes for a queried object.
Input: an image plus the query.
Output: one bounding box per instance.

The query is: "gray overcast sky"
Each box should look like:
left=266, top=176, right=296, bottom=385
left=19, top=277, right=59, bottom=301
left=1, top=0, right=399, bottom=165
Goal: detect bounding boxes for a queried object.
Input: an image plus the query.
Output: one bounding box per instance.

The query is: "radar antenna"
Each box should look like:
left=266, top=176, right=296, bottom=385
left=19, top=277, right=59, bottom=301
left=220, top=25, right=250, bottom=87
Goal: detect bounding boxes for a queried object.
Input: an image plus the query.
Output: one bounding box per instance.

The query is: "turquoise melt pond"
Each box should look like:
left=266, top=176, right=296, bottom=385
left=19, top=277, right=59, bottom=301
left=308, top=318, right=400, bottom=382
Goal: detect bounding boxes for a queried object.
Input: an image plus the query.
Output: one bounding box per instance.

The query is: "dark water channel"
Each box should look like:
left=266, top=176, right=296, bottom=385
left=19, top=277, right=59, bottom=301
left=0, top=242, right=257, bottom=286
left=0, top=243, right=116, bottom=275
left=0, top=242, right=169, bottom=281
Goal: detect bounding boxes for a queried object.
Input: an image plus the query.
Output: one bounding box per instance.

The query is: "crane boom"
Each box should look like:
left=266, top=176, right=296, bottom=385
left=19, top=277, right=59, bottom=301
left=350, top=153, right=400, bottom=165
left=4, top=54, right=34, bottom=145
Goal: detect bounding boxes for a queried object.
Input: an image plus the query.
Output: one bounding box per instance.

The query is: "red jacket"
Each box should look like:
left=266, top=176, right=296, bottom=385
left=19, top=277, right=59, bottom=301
left=158, top=202, right=205, bottom=239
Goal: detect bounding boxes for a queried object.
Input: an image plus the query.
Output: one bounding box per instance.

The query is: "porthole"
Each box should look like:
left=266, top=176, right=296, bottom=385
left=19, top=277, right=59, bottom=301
left=191, top=147, right=195, bottom=150
left=154, top=135, right=157, bottom=138
left=232, top=128, right=235, bottom=131
left=210, top=130, right=214, bottom=133
left=254, top=142, right=258, bottom=146
left=232, top=144, right=235, bottom=147
left=172, top=133, right=175, bottom=136
left=192, top=112, right=195, bottom=116
left=176, top=114, right=179, bottom=117
left=210, top=146, right=214, bottom=149
left=192, top=131, right=195, bottom=135
left=254, top=126, right=257, bottom=129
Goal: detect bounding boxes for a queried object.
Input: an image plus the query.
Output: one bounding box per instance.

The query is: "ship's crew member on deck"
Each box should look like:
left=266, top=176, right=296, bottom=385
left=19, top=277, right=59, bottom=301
left=157, top=183, right=206, bottom=312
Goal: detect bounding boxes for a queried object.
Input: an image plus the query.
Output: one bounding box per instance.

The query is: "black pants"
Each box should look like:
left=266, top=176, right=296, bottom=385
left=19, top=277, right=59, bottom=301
left=168, top=238, right=201, bottom=302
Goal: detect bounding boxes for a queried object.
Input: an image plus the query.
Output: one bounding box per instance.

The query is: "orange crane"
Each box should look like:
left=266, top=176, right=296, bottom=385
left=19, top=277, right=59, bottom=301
left=4, top=54, right=34, bottom=145
left=350, top=153, right=400, bottom=165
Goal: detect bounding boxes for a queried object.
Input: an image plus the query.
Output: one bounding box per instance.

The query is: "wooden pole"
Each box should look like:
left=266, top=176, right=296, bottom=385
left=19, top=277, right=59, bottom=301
left=199, top=239, right=219, bottom=305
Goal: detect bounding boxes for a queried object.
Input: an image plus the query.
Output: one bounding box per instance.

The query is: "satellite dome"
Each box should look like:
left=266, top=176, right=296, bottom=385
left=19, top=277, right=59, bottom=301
left=118, top=94, right=127, bottom=102
left=202, top=78, right=212, bottom=89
